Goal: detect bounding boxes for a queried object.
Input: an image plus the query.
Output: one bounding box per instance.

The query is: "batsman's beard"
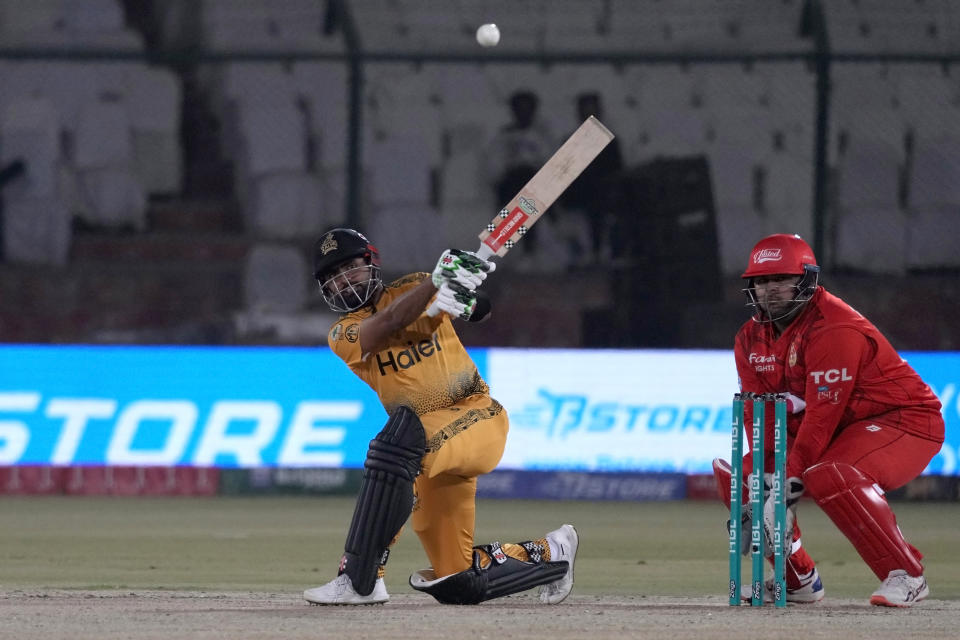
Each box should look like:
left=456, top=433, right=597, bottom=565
left=322, top=265, right=381, bottom=312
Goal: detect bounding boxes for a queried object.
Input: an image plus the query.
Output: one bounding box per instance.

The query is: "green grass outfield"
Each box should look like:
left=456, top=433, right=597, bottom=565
left=2, top=496, right=958, bottom=600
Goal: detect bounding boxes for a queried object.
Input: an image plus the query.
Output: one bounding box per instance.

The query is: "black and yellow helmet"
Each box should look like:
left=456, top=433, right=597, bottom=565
left=313, top=228, right=383, bottom=313
left=313, top=228, right=380, bottom=281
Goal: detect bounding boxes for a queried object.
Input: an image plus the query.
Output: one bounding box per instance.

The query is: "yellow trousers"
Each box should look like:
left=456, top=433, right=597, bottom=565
left=410, top=394, right=509, bottom=578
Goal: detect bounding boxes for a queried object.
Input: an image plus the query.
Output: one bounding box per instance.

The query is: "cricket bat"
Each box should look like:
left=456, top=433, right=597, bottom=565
left=427, top=115, right=615, bottom=317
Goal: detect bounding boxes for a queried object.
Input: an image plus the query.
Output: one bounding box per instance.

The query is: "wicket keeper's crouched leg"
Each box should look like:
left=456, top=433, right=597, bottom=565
left=712, top=456, right=824, bottom=603
left=409, top=395, right=579, bottom=605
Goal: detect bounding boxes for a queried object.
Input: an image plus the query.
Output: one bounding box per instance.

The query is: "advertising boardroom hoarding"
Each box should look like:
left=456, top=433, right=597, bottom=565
left=1, top=345, right=957, bottom=475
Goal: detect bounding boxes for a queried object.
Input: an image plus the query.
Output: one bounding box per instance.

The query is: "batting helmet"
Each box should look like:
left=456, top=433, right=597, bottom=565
left=313, top=228, right=382, bottom=313
left=313, top=228, right=380, bottom=280
left=742, top=234, right=820, bottom=323
left=741, top=233, right=817, bottom=278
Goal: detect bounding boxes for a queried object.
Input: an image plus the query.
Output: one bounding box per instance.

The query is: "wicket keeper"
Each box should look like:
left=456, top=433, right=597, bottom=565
left=715, top=233, right=944, bottom=607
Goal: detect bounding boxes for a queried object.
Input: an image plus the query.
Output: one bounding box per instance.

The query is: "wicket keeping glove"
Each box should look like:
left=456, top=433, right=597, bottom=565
left=432, top=249, right=495, bottom=291
left=433, top=281, right=478, bottom=321
left=727, top=507, right=753, bottom=557
left=762, top=477, right=804, bottom=558
left=730, top=472, right=770, bottom=557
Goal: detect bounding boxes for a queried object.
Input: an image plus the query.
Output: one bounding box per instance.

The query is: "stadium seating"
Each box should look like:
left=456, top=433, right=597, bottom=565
left=823, top=0, right=956, bottom=55
left=293, top=62, right=349, bottom=171
left=0, top=0, right=181, bottom=261
left=127, top=67, right=183, bottom=195
left=2, top=0, right=960, bottom=347
left=243, top=243, right=308, bottom=314
left=0, top=96, right=71, bottom=264
left=905, top=135, right=960, bottom=271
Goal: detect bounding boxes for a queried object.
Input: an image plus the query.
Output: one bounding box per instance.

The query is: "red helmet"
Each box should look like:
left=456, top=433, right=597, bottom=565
left=741, top=234, right=817, bottom=279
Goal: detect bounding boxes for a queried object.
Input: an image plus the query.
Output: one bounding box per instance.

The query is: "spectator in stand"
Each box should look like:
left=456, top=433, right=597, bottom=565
left=560, top=92, right=624, bottom=266
left=484, top=90, right=555, bottom=269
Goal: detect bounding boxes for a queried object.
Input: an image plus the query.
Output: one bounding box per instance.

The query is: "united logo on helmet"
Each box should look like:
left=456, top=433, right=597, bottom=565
left=741, top=233, right=821, bottom=324
left=742, top=234, right=817, bottom=278
left=753, top=248, right=782, bottom=264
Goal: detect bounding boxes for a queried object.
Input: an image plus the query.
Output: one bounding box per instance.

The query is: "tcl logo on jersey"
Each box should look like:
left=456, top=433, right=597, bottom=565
left=809, top=369, right=853, bottom=384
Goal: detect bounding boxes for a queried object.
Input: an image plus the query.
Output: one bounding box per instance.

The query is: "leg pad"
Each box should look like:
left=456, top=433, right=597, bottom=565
left=341, top=406, right=425, bottom=595
left=804, top=461, right=923, bottom=580
left=712, top=457, right=734, bottom=507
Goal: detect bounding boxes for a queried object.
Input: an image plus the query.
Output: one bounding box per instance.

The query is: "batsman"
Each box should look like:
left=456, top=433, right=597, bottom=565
left=303, top=228, right=578, bottom=605
left=714, top=233, right=944, bottom=607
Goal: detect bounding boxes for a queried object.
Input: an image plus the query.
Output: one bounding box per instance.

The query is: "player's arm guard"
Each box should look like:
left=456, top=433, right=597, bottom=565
left=340, top=406, right=425, bottom=596
left=409, top=541, right=568, bottom=605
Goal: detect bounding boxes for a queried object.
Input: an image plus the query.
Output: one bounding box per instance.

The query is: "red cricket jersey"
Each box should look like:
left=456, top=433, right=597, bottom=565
left=734, top=287, right=944, bottom=478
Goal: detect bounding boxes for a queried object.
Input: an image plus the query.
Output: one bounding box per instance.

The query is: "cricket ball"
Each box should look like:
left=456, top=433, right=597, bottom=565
left=476, top=23, right=500, bottom=47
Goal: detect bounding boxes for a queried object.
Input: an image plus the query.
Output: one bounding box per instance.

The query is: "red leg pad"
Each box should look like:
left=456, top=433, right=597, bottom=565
left=710, top=456, right=757, bottom=508
left=803, top=462, right=923, bottom=580
left=712, top=457, right=732, bottom=508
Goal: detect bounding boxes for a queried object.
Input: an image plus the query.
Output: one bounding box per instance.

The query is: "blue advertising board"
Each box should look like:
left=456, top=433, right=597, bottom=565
left=1, top=345, right=957, bottom=474
left=0, top=345, right=387, bottom=468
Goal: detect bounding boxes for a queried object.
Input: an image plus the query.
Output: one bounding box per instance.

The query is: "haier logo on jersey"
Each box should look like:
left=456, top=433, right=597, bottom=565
left=375, top=334, right=442, bottom=376
left=749, top=353, right=776, bottom=373
left=810, top=369, right=853, bottom=384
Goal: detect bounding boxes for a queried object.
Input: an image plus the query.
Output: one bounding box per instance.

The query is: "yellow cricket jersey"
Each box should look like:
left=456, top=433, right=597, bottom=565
left=327, top=273, right=489, bottom=416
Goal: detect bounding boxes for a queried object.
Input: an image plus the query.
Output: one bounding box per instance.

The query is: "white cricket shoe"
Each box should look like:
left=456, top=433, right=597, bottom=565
left=539, top=524, right=578, bottom=604
left=741, top=567, right=825, bottom=604
left=304, top=574, right=389, bottom=605
left=870, top=570, right=929, bottom=607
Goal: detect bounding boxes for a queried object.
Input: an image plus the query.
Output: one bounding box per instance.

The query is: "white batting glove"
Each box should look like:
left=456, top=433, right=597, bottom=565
left=762, top=477, right=803, bottom=558
left=433, top=281, right=478, bottom=321
left=432, top=249, right=495, bottom=291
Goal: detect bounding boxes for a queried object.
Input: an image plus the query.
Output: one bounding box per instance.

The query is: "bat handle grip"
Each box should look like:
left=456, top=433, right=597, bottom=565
left=474, top=243, right=495, bottom=261
left=426, top=244, right=494, bottom=318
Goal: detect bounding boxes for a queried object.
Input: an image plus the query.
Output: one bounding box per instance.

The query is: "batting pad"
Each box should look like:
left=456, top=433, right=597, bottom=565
left=804, top=461, right=923, bottom=580
left=341, top=406, right=425, bottom=596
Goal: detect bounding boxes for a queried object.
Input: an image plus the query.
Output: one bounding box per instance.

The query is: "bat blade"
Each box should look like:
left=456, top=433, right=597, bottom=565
left=426, top=116, right=614, bottom=318
left=478, top=115, right=614, bottom=258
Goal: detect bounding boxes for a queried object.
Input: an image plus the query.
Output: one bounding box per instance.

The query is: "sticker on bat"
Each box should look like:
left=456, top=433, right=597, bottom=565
left=483, top=207, right=529, bottom=252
